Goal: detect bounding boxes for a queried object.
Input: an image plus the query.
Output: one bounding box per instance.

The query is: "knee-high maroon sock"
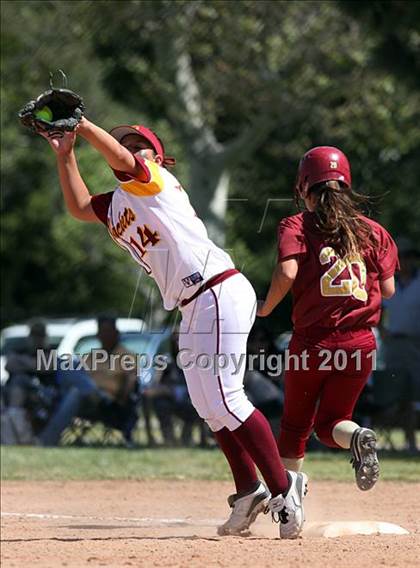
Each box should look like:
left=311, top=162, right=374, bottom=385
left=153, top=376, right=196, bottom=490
left=233, top=409, right=289, bottom=496
left=214, top=427, right=258, bottom=494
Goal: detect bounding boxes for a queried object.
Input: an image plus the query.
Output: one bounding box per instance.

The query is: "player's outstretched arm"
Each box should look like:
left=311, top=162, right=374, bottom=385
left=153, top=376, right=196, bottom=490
left=257, top=258, right=298, bottom=317
left=77, top=117, right=141, bottom=176
left=43, top=131, right=99, bottom=222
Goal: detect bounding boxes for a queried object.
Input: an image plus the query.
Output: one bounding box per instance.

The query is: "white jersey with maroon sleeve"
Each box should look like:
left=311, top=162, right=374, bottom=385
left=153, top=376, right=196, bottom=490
left=92, top=158, right=234, bottom=310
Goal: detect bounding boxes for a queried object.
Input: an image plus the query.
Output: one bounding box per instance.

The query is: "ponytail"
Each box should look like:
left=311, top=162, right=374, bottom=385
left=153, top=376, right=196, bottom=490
left=308, top=181, right=377, bottom=257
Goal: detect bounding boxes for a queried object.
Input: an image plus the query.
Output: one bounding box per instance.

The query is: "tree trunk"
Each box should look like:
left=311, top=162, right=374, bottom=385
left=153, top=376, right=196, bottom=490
left=187, top=155, right=230, bottom=245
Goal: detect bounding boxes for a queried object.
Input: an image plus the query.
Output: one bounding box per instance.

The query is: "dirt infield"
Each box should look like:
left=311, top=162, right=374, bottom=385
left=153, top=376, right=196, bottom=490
left=1, top=480, right=419, bottom=568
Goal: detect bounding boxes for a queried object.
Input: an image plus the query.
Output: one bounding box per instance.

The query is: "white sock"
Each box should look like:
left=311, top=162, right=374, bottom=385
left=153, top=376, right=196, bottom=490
left=332, top=420, right=359, bottom=449
left=281, top=457, right=304, bottom=472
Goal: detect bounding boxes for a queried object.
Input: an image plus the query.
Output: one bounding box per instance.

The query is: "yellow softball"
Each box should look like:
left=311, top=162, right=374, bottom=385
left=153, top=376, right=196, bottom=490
left=35, top=106, right=53, bottom=121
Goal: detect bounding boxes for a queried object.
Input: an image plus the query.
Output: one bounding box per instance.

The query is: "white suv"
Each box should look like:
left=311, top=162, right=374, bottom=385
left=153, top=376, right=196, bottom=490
left=56, top=318, right=146, bottom=356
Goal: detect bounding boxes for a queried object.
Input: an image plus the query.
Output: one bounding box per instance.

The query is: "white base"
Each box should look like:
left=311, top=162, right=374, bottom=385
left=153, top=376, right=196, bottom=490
left=304, top=521, right=409, bottom=538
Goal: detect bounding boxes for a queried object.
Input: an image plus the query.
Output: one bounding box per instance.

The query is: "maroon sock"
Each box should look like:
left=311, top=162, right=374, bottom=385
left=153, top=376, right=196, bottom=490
left=233, top=409, right=288, bottom=496
left=214, top=427, right=258, bottom=494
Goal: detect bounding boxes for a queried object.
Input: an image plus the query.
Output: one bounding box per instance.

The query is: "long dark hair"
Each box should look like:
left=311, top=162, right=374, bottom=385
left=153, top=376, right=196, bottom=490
left=306, top=181, right=377, bottom=257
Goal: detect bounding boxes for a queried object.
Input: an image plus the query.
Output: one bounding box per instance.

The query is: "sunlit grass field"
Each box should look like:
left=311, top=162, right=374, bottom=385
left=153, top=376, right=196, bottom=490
left=1, top=445, right=419, bottom=482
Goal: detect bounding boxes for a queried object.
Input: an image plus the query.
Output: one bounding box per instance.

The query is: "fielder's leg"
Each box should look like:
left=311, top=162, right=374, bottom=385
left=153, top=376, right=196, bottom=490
left=179, top=274, right=308, bottom=538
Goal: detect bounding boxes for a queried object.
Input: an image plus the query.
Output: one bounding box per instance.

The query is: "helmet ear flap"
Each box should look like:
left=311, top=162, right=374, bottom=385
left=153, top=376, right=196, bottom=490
left=295, top=176, right=309, bottom=199
left=301, top=177, right=310, bottom=197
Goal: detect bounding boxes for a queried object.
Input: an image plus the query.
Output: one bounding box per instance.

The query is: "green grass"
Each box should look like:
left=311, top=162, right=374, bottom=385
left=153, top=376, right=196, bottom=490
left=2, top=446, right=419, bottom=482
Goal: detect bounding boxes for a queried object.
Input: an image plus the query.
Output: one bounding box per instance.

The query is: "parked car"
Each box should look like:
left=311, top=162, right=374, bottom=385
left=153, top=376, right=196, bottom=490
left=0, top=319, right=76, bottom=384
left=57, top=319, right=171, bottom=385
left=56, top=318, right=146, bottom=356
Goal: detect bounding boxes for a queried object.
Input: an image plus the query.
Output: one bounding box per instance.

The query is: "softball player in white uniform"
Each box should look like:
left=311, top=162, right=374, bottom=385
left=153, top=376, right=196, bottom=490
left=41, top=118, right=308, bottom=538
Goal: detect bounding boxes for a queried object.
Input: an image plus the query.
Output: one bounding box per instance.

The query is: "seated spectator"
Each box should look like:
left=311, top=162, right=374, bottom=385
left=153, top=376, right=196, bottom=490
left=2, top=320, right=112, bottom=446
left=381, top=237, right=420, bottom=452
left=247, top=324, right=284, bottom=381
left=2, top=320, right=59, bottom=444
left=245, top=324, right=283, bottom=435
left=5, top=321, right=56, bottom=402
left=83, top=315, right=139, bottom=442
left=244, top=370, right=283, bottom=420
left=143, top=331, right=212, bottom=447
left=85, top=315, right=137, bottom=404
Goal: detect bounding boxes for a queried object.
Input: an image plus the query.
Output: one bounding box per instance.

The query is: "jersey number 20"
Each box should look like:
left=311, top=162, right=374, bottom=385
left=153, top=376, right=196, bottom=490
left=319, top=247, right=367, bottom=302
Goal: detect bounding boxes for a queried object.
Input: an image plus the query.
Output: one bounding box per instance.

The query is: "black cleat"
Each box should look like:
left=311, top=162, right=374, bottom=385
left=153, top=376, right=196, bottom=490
left=350, top=428, right=380, bottom=491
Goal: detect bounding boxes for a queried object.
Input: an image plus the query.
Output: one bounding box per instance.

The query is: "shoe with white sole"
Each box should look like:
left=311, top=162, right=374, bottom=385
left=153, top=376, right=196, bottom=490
left=350, top=427, right=379, bottom=491
left=217, top=481, right=270, bottom=536
left=267, top=471, right=308, bottom=539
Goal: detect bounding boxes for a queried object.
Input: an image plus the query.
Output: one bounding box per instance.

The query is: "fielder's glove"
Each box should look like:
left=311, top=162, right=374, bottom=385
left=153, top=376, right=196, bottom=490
left=18, top=88, right=85, bottom=136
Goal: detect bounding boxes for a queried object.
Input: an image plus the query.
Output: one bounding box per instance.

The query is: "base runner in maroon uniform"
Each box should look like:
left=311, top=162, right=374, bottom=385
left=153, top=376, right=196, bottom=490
left=258, top=146, right=399, bottom=489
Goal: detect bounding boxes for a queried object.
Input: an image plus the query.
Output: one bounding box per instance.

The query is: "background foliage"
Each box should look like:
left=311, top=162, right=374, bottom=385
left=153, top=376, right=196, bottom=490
left=1, top=0, right=419, bottom=332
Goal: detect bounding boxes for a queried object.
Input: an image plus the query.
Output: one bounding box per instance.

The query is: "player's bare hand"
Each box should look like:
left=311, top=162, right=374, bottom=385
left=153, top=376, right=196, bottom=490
left=257, top=300, right=270, bottom=317
left=40, top=130, right=77, bottom=156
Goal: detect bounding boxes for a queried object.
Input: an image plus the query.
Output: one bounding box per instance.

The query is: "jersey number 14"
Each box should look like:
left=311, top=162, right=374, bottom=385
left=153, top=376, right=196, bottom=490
left=130, top=224, right=160, bottom=255
left=128, top=224, right=160, bottom=274
left=319, top=247, right=368, bottom=302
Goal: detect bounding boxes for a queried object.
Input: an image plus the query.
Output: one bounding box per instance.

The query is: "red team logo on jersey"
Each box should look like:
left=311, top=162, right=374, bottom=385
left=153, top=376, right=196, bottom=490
left=109, top=207, right=136, bottom=239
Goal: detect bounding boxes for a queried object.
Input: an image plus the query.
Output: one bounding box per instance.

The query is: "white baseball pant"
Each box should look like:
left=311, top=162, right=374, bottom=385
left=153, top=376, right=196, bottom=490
left=178, top=272, right=256, bottom=432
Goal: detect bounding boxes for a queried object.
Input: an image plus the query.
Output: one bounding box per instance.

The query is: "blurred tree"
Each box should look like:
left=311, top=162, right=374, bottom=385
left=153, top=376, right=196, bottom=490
left=1, top=0, right=150, bottom=325
left=89, top=0, right=419, bottom=285
left=339, top=0, right=420, bottom=88
left=90, top=0, right=299, bottom=242
left=226, top=1, right=420, bottom=332
left=1, top=0, right=419, bottom=332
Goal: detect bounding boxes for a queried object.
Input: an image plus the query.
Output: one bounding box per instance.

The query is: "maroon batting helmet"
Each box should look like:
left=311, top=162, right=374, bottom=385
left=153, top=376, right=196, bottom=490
left=295, top=146, right=351, bottom=194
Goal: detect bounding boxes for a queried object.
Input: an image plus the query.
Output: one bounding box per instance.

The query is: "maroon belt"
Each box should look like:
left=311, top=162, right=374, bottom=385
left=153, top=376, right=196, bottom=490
left=180, top=269, right=239, bottom=307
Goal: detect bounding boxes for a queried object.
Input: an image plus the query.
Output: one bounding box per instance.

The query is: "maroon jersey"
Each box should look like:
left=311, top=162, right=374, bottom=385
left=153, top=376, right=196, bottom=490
left=277, top=212, right=399, bottom=332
